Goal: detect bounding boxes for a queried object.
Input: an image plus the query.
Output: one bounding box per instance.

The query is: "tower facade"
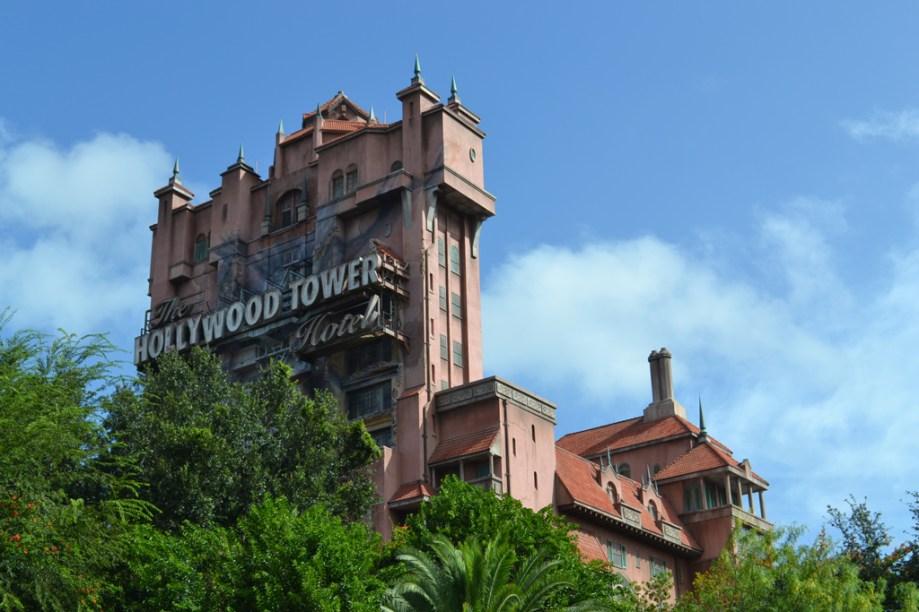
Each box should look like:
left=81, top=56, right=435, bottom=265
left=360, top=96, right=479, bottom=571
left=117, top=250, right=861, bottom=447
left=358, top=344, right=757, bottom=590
left=137, top=66, right=769, bottom=599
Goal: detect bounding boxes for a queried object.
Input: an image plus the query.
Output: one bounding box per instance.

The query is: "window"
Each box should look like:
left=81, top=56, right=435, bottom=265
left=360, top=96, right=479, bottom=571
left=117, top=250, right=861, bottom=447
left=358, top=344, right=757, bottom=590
left=531, top=424, right=536, bottom=442
left=648, top=500, right=659, bottom=522
left=607, top=483, right=618, bottom=505
left=705, top=482, right=727, bottom=508
left=345, top=165, right=358, bottom=193
left=390, top=160, right=403, bottom=172
left=449, top=244, right=462, bottom=275
left=370, top=426, right=393, bottom=449
left=684, top=485, right=703, bottom=512
left=346, top=380, right=391, bottom=419
left=607, top=541, right=627, bottom=569
left=451, top=292, right=462, bottom=319
left=347, top=338, right=389, bottom=374
left=439, top=286, right=447, bottom=311
left=276, top=189, right=300, bottom=228
left=651, top=557, right=668, bottom=577
left=331, top=170, right=344, bottom=199
left=533, top=471, right=538, bottom=489
left=193, top=234, right=209, bottom=263
left=452, top=341, right=464, bottom=367
left=617, top=463, right=631, bottom=479
left=440, top=379, right=448, bottom=390
left=437, top=237, right=446, bottom=267
left=440, top=334, right=448, bottom=360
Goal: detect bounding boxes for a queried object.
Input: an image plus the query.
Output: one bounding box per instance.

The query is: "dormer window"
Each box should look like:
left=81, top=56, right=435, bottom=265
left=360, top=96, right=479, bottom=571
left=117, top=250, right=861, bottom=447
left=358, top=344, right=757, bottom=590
left=617, top=463, right=631, bottom=479
left=607, top=483, right=618, bottom=505
left=648, top=500, right=659, bottom=523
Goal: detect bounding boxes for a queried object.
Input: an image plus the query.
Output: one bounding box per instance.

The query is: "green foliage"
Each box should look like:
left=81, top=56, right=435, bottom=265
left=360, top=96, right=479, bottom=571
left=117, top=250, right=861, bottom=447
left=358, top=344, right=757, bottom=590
left=676, top=526, right=884, bottom=612
left=385, top=532, right=598, bottom=612
left=106, top=346, right=380, bottom=529
left=397, top=476, right=630, bottom=610
left=0, top=314, right=151, bottom=610
left=120, top=497, right=386, bottom=611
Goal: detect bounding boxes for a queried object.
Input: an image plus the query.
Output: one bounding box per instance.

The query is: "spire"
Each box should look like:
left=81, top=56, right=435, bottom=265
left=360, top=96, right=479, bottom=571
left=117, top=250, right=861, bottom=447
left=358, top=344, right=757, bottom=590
left=698, top=396, right=708, bottom=441
left=315, top=102, right=324, bottom=126
left=448, top=74, right=460, bottom=105
left=277, top=119, right=285, bottom=136
left=369, top=105, right=377, bottom=123
left=411, top=54, right=424, bottom=85
left=606, top=447, right=612, bottom=471
left=170, top=158, right=181, bottom=185
left=237, top=143, right=245, bottom=164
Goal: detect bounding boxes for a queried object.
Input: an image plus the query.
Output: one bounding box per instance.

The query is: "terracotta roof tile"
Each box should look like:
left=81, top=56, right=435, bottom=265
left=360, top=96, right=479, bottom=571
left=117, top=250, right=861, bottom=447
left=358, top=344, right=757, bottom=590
left=301, top=93, right=371, bottom=122
left=555, top=448, right=700, bottom=550
left=575, top=530, right=607, bottom=564
left=654, top=441, right=738, bottom=480
left=428, top=428, right=499, bottom=465
left=322, top=119, right=367, bottom=132
left=558, top=415, right=734, bottom=458
left=389, top=480, right=435, bottom=504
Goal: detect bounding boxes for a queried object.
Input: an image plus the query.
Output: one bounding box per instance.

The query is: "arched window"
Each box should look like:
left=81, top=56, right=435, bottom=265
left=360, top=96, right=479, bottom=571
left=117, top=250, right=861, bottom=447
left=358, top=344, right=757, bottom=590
left=276, top=189, right=300, bottom=229
left=648, top=500, right=659, bottom=522
left=331, top=170, right=344, bottom=199
left=193, top=233, right=209, bottom=263
left=390, top=160, right=403, bottom=172
left=345, top=164, right=358, bottom=193
left=617, top=463, right=631, bottom=479
left=607, top=483, right=618, bottom=505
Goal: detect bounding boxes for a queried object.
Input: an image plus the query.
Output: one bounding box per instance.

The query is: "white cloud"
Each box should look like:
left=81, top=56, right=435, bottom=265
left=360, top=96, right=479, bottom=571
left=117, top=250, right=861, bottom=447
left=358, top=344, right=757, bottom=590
left=0, top=127, right=170, bottom=342
left=481, top=196, right=919, bottom=537
left=841, top=108, right=919, bottom=142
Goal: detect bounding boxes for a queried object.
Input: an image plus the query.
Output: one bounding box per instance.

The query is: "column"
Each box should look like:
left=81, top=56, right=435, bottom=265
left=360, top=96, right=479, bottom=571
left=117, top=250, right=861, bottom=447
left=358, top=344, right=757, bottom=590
left=758, top=490, right=766, bottom=519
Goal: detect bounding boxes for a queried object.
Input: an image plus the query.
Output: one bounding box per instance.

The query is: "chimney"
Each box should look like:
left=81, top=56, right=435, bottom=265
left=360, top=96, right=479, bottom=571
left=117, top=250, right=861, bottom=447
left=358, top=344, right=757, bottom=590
left=643, top=347, right=686, bottom=421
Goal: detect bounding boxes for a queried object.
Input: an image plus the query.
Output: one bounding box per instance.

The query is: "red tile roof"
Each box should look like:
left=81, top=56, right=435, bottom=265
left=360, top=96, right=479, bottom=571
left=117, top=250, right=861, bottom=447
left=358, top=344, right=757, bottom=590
left=655, top=441, right=768, bottom=485
left=557, top=415, right=733, bottom=457
left=575, top=530, right=607, bottom=564
left=428, top=428, right=499, bottom=465
left=301, top=92, right=371, bottom=122
left=555, top=447, right=700, bottom=551
left=389, top=480, right=435, bottom=504
left=322, top=119, right=367, bottom=132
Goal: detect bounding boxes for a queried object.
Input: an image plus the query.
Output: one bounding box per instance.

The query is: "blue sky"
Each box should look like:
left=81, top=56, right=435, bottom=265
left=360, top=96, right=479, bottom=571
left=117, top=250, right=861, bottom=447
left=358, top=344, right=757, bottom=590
left=3, top=2, right=919, bottom=543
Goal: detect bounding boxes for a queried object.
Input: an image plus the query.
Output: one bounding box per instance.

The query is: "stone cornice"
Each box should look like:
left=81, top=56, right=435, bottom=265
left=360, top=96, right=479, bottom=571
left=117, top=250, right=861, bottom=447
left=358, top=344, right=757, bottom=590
left=435, top=376, right=557, bottom=423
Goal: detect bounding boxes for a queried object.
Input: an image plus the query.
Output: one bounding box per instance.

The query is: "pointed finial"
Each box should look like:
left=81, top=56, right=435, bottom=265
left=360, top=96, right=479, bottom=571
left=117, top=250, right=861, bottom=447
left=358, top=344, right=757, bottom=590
left=171, top=158, right=181, bottom=184
left=448, top=74, right=461, bottom=105
left=277, top=119, right=285, bottom=136
left=411, top=54, right=424, bottom=85
left=369, top=105, right=376, bottom=122
left=315, top=102, right=323, bottom=121
left=237, top=143, right=245, bottom=164
left=699, top=396, right=708, bottom=439
left=606, top=447, right=612, bottom=470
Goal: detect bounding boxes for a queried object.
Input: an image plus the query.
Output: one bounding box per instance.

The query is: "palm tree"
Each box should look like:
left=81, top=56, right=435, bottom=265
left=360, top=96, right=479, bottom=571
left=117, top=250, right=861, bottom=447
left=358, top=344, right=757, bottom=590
left=383, top=533, right=602, bottom=612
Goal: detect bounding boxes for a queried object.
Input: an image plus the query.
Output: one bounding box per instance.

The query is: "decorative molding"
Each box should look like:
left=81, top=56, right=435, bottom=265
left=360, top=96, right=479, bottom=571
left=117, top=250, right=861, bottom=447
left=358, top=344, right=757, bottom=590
left=662, top=522, right=682, bottom=543
left=620, top=503, right=642, bottom=528
left=436, top=377, right=557, bottom=423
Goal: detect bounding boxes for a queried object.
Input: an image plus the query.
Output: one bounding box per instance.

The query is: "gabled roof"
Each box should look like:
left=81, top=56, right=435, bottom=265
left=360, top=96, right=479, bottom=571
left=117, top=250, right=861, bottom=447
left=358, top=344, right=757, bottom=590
left=428, top=428, right=499, bottom=465
left=555, top=447, right=700, bottom=552
left=389, top=480, right=435, bottom=507
left=301, top=92, right=371, bottom=123
left=557, top=414, right=733, bottom=458
left=654, top=441, right=768, bottom=486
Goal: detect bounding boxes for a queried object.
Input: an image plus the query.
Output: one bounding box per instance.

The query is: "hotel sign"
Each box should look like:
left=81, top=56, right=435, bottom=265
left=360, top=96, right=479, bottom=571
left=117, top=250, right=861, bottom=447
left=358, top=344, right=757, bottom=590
left=134, top=254, right=383, bottom=365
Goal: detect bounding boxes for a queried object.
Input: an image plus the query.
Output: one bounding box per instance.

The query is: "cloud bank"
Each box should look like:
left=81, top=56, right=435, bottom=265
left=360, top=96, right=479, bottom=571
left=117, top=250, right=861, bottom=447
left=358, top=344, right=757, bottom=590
left=482, top=197, right=919, bottom=535
left=0, top=125, right=170, bottom=343
left=842, top=108, right=919, bottom=142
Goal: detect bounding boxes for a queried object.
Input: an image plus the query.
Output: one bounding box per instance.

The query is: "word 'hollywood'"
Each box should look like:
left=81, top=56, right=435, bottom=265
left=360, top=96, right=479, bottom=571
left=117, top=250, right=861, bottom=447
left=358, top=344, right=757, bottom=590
left=134, top=254, right=382, bottom=365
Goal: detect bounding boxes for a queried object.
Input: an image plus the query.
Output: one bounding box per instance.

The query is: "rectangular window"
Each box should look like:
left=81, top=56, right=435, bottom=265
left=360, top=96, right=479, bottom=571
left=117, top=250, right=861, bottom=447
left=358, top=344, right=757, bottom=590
left=452, top=341, right=464, bottom=367
left=437, top=237, right=446, bottom=267
left=346, top=380, right=391, bottom=419
left=347, top=338, right=389, bottom=374
left=369, top=426, right=393, bottom=449
left=607, top=542, right=627, bottom=569
left=194, top=237, right=209, bottom=263
left=449, top=244, right=462, bottom=275
left=440, top=379, right=448, bottom=390
left=439, top=286, right=447, bottom=312
left=651, top=557, right=667, bottom=577
left=451, top=292, right=462, bottom=319
left=440, top=335, right=448, bottom=361
left=332, top=175, right=344, bottom=198
left=684, top=485, right=702, bottom=512
left=636, top=552, right=641, bottom=568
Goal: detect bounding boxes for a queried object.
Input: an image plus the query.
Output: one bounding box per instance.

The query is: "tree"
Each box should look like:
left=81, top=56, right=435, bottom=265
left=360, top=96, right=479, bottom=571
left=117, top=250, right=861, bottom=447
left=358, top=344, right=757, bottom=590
left=676, top=526, right=884, bottom=612
left=0, top=315, right=151, bottom=610
left=396, top=476, right=631, bottom=610
left=120, top=497, right=387, bottom=611
left=827, top=494, right=919, bottom=610
left=105, top=346, right=380, bottom=529
left=384, top=532, right=591, bottom=612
